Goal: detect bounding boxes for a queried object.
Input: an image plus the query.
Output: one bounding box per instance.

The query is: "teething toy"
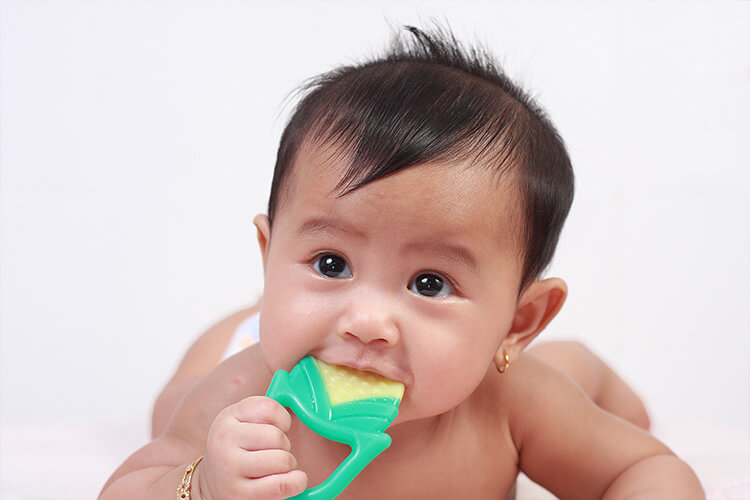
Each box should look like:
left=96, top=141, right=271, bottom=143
left=265, top=356, right=404, bottom=499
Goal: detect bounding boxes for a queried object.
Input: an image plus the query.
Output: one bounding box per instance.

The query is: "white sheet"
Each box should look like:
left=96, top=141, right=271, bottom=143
left=1, top=417, right=747, bottom=499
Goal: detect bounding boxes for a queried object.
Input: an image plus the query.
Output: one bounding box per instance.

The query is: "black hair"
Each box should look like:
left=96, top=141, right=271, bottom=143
left=267, top=23, right=574, bottom=294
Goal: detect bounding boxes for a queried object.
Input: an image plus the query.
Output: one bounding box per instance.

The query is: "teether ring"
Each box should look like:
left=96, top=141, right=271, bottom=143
left=265, top=356, right=404, bottom=499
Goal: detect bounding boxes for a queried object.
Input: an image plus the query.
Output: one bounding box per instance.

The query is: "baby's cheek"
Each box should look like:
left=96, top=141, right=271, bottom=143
left=408, top=353, right=488, bottom=418
left=259, top=295, right=326, bottom=371
left=258, top=310, right=296, bottom=369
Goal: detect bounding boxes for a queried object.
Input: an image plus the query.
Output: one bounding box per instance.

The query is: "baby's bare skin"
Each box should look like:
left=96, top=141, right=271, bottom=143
left=103, top=339, right=675, bottom=500
left=141, top=307, right=651, bottom=500
left=115, top=301, right=661, bottom=500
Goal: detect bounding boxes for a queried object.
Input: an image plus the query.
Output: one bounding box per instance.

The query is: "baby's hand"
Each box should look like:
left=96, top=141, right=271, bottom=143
left=201, top=396, right=308, bottom=500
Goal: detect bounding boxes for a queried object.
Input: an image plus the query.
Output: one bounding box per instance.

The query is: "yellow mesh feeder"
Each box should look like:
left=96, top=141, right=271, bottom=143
left=266, top=356, right=404, bottom=499
left=313, top=358, right=405, bottom=405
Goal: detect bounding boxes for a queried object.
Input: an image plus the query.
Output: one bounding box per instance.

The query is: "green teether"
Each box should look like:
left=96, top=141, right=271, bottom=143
left=265, top=356, right=404, bottom=499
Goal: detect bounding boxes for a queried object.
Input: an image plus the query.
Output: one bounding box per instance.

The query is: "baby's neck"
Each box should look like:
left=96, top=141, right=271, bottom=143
left=387, top=413, right=446, bottom=449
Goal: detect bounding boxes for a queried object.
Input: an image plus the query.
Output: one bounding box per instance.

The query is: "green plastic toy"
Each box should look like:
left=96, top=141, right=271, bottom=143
left=265, top=356, right=404, bottom=499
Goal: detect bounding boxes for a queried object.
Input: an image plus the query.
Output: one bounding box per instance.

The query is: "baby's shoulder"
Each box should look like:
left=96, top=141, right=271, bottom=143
left=505, top=350, right=566, bottom=389
left=473, top=351, right=566, bottom=402
left=164, top=344, right=272, bottom=444
left=469, top=352, right=586, bottom=443
left=203, top=343, right=273, bottom=400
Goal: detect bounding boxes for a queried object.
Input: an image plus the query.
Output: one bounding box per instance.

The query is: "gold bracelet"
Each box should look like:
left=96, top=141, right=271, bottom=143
left=176, top=456, right=203, bottom=500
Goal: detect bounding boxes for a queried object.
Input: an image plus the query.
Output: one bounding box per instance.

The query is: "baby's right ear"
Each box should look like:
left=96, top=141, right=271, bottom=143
left=253, top=214, right=271, bottom=269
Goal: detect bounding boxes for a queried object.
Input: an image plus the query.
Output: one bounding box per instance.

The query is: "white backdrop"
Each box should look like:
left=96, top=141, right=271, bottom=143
left=1, top=0, right=748, bottom=437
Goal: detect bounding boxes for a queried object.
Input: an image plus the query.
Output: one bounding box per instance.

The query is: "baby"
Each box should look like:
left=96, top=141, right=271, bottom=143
left=100, top=25, right=703, bottom=499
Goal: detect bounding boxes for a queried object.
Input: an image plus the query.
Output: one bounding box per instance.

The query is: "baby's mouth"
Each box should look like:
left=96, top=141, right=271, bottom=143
left=313, top=358, right=405, bottom=406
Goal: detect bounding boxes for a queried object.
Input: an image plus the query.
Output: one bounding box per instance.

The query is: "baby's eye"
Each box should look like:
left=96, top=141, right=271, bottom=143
left=409, top=273, right=453, bottom=298
left=313, top=254, right=352, bottom=279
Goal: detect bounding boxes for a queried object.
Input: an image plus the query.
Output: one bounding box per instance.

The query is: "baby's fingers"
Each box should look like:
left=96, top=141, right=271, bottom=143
left=244, top=469, right=308, bottom=500
left=236, top=449, right=298, bottom=478
left=232, top=396, right=292, bottom=431
left=236, top=423, right=291, bottom=452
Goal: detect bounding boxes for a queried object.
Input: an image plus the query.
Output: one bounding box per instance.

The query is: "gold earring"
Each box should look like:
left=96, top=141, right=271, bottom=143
left=496, top=351, right=510, bottom=374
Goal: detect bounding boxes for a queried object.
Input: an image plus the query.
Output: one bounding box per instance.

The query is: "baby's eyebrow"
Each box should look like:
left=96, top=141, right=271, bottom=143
left=296, top=217, right=367, bottom=239
left=404, top=240, right=480, bottom=276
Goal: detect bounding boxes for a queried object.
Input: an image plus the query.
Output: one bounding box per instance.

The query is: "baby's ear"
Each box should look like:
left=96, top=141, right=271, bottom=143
left=253, top=214, right=271, bottom=270
left=496, top=278, right=568, bottom=366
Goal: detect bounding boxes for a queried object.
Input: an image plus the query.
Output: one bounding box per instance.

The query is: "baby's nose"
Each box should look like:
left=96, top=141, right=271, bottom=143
left=336, top=306, right=400, bottom=346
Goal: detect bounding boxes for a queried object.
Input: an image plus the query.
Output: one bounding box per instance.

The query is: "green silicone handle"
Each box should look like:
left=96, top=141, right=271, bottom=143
left=265, top=356, right=401, bottom=500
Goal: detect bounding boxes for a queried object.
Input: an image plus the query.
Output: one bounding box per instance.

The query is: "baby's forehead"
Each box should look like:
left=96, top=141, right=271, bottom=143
left=283, top=141, right=526, bottom=248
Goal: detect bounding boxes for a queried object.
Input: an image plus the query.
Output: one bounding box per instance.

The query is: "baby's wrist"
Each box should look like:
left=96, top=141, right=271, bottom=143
left=176, top=456, right=205, bottom=500
left=192, top=459, right=211, bottom=500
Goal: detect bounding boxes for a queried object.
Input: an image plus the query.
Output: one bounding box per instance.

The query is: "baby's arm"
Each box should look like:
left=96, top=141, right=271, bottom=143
left=102, top=344, right=306, bottom=500
left=152, top=304, right=259, bottom=437
left=506, top=354, right=703, bottom=499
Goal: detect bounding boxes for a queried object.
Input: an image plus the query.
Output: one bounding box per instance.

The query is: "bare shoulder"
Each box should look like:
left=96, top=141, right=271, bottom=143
left=173, top=303, right=261, bottom=379
left=151, top=303, right=261, bottom=437
left=501, top=350, right=584, bottom=400
left=473, top=353, right=575, bottom=451
left=164, top=343, right=273, bottom=448
left=451, top=355, right=590, bottom=483
left=497, top=352, right=588, bottom=444
left=467, top=353, right=617, bottom=453
left=496, top=353, right=673, bottom=498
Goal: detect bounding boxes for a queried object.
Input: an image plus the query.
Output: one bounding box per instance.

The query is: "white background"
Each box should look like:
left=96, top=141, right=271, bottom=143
left=1, top=0, right=748, bottom=440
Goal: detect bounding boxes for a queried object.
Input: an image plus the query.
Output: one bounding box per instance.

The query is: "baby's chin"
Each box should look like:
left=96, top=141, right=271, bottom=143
left=386, top=405, right=459, bottom=443
left=389, top=393, right=464, bottom=428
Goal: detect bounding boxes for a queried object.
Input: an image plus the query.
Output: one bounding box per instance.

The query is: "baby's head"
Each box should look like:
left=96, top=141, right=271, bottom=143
left=254, top=25, right=574, bottom=422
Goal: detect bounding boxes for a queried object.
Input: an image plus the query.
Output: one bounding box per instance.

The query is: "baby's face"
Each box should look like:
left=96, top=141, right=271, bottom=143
left=257, top=143, right=525, bottom=423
